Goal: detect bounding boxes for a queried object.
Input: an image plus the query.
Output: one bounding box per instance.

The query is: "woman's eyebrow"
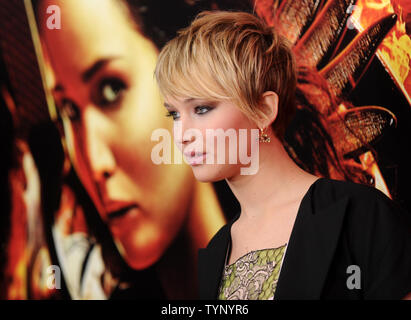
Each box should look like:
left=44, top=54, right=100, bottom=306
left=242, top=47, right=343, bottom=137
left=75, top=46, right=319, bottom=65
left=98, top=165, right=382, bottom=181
left=52, top=56, right=121, bottom=93
left=164, top=98, right=205, bottom=108
left=81, top=56, right=119, bottom=83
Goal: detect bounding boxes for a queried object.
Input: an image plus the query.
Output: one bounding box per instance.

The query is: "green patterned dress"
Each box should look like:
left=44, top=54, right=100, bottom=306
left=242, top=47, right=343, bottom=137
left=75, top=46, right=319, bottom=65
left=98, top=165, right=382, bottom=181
left=218, top=244, right=288, bottom=300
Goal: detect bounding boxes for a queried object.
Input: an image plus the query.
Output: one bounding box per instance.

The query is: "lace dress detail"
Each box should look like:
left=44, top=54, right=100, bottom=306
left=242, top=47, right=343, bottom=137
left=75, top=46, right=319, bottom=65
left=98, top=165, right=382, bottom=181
left=218, top=244, right=287, bottom=300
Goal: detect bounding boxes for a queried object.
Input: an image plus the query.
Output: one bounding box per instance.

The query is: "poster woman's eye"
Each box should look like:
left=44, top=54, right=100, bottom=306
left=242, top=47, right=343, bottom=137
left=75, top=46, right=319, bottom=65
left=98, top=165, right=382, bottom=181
left=96, top=77, right=126, bottom=106
left=60, top=98, right=80, bottom=121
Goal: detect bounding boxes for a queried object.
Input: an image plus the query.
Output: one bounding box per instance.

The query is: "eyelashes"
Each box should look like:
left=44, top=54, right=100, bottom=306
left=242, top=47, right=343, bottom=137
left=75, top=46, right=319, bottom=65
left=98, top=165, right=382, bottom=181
left=195, top=105, right=213, bottom=114
left=165, top=110, right=179, bottom=120
left=165, top=105, right=214, bottom=120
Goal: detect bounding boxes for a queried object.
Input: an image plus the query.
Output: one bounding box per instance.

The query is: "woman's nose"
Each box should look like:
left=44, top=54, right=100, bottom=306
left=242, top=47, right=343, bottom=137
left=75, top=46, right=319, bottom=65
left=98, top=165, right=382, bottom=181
left=173, top=120, right=196, bottom=149
left=183, top=131, right=196, bottom=144
left=83, top=108, right=116, bottom=182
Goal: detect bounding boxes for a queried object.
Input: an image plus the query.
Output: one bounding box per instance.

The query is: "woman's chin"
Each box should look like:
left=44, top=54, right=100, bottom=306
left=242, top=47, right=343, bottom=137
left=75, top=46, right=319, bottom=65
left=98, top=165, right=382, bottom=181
left=114, top=235, right=166, bottom=270
left=121, top=247, right=164, bottom=270
left=123, top=255, right=160, bottom=270
left=191, top=164, right=235, bottom=183
left=193, top=173, right=222, bottom=183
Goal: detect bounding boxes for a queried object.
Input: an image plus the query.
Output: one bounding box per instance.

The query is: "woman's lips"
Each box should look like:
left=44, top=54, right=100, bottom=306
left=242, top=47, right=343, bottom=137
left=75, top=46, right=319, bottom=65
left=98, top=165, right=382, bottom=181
left=105, top=200, right=139, bottom=220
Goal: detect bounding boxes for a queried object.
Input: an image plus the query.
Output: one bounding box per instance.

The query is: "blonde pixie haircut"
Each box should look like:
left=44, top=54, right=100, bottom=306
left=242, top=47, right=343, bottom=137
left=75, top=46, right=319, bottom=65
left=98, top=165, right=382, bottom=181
left=154, top=10, right=297, bottom=141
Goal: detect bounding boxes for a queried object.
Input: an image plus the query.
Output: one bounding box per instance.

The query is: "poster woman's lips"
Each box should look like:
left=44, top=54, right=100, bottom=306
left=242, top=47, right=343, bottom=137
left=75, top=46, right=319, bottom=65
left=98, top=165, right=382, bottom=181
left=105, top=200, right=139, bottom=219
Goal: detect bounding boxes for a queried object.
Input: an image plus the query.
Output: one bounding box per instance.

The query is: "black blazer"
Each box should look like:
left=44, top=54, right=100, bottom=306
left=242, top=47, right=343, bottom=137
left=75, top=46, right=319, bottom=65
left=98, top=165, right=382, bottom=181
left=198, top=177, right=411, bottom=300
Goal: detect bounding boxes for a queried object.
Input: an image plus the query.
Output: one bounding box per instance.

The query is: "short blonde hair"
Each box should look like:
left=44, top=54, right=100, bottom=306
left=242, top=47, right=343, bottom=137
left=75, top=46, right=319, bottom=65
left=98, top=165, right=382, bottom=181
left=154, top=10, right=297, bottom=141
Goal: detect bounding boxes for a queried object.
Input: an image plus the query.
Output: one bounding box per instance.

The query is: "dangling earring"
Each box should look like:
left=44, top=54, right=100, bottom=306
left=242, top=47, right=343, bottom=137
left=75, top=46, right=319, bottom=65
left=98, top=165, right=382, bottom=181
left=259, top=127, right=271, bottom=143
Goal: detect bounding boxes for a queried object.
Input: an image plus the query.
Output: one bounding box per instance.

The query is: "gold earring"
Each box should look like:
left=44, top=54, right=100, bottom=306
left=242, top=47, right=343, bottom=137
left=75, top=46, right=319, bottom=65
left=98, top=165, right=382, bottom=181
left=259, top=127, right=271, bottom=143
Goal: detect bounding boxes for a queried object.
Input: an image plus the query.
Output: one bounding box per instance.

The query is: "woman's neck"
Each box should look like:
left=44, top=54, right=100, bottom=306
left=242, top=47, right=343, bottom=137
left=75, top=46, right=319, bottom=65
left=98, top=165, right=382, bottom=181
left=226, top=136, right=318, bottom=220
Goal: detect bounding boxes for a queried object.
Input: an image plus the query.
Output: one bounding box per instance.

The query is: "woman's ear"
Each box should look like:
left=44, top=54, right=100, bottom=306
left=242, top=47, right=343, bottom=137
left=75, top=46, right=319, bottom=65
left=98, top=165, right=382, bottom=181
left=259, top=91, right=279, bottom=128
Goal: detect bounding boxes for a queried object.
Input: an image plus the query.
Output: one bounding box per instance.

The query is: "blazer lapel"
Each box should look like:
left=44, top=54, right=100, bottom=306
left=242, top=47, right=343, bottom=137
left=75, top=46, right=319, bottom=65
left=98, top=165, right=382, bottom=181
left=198, top=247, right=225, bottom=299
left=275, top=194, right=349, bottom=299
left=198, top=214, right=239, bottom=299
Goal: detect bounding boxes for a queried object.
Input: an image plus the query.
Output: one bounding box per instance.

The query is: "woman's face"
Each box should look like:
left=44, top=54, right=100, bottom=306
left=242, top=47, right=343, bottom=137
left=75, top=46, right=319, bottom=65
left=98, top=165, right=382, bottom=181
left=164, top=95, right=259, bottom=182
left=38, top=0, right=194, bottom=270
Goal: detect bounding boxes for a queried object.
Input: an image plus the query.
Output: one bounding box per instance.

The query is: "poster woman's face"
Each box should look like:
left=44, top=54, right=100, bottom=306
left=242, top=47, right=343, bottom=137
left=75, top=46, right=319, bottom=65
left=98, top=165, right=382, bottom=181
left=38, top=0, right=193, bottom=269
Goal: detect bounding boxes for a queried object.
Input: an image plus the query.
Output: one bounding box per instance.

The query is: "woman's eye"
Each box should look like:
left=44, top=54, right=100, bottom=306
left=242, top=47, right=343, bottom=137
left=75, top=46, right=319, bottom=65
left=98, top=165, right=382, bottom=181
left=97, top=78, right=126, bottom=106
left=195, top=105, right=213, bottom=115
left=165, top=111, right=180, bottom=120
left=60, top=98, right=80, bottom=121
